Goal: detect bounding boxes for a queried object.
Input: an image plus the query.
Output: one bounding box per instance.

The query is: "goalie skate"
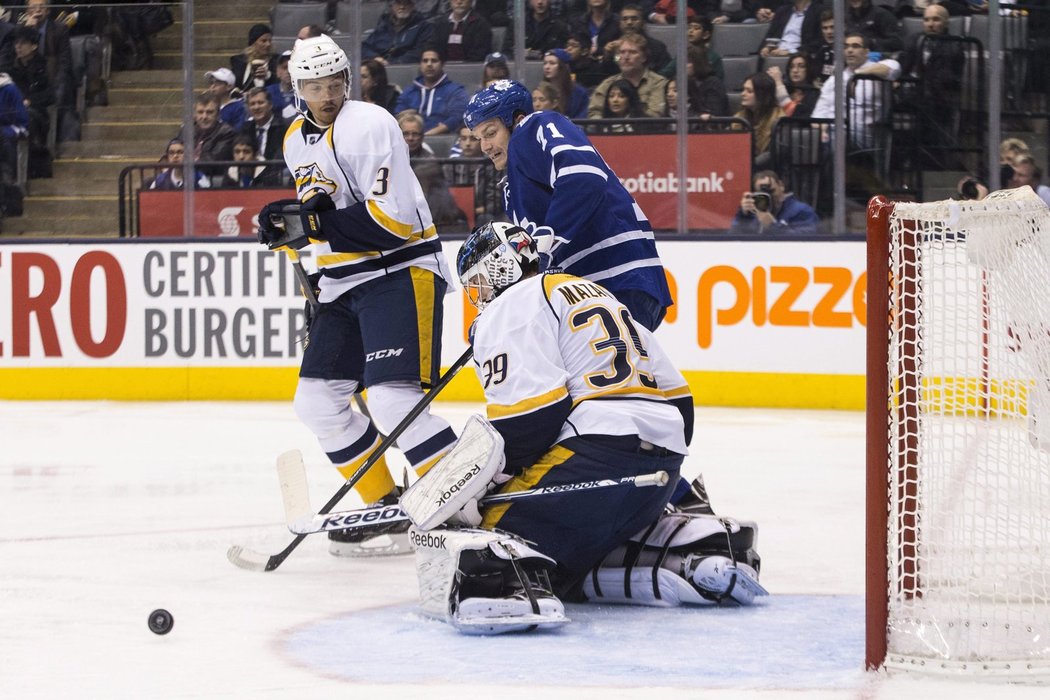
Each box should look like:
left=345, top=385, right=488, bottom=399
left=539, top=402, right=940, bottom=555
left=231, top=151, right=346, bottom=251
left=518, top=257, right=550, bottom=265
left=328, top=489, right=412, bottom=557
left=453, top=590, right=568, bottom=635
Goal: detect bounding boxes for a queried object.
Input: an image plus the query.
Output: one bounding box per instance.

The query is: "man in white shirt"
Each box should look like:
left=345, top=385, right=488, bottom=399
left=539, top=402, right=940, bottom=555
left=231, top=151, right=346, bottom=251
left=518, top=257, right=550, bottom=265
left=811, top=31, right=900, bottom=151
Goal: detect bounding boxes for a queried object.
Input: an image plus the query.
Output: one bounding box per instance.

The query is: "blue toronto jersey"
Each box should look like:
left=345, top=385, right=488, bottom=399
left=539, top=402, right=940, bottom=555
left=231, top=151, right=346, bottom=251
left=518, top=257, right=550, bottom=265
left=503, top=111, right=672, bottom=307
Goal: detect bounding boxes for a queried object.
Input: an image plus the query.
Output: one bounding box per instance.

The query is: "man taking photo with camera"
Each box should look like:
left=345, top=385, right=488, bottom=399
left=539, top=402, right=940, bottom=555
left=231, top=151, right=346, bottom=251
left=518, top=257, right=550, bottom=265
left=729, top=169, right=820, bottom=235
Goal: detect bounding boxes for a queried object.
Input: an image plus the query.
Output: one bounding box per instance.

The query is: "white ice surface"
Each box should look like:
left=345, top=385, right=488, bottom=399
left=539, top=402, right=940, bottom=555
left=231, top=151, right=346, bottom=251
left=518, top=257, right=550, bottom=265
left=0, top=401, right=1046, bottom=699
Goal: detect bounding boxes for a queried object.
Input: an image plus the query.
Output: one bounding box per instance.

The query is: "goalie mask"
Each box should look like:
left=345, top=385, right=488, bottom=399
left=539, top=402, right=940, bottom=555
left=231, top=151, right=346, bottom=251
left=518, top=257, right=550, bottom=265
left=457, top=222, right=539, bottom=311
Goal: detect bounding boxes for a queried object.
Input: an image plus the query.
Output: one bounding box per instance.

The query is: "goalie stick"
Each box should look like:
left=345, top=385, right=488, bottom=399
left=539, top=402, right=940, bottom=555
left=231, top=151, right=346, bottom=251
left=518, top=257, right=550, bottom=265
left=226, top=346, right=474, bottom=572
left=276, top=453, right=670, bottom=535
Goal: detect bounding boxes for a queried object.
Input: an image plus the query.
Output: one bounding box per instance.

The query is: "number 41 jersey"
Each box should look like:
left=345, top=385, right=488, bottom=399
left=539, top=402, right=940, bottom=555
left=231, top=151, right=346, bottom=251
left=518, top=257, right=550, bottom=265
left=471, top=272, right=690, bottom=467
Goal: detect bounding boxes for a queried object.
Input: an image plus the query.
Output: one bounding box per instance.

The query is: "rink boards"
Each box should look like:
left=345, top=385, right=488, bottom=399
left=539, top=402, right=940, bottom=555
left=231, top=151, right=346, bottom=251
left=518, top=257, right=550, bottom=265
left=0, top=239, right=866, bottom=408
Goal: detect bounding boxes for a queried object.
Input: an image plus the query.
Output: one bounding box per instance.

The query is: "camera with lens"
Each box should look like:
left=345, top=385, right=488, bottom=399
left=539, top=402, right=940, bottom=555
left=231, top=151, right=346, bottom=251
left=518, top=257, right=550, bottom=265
left=748, top=185, right=773, bottom=213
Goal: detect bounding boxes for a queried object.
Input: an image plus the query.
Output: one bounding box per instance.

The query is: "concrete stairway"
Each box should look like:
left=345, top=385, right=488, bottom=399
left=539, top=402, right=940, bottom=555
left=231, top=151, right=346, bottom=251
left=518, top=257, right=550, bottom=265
left=1, top=1, right=274, bottom=237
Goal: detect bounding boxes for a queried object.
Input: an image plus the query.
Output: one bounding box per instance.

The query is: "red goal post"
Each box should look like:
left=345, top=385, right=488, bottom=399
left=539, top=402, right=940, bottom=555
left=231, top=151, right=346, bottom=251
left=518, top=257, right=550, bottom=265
left=866, top=189, right=1050, bottom=678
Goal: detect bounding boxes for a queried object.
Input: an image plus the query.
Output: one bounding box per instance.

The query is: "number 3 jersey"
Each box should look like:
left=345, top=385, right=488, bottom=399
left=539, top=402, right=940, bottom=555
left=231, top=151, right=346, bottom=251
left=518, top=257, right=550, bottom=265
left=282, top=101, right=450, bottom=302
left=471, top=272, right=691, bottom=471
left=503, top=111, right=672, bottom=309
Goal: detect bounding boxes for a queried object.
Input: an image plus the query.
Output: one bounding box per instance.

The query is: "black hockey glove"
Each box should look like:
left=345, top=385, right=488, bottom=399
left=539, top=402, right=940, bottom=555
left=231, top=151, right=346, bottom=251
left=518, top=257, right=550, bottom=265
left=257, top=198, right=303, bottom=247
left=298, top=188, right=335, bottom=238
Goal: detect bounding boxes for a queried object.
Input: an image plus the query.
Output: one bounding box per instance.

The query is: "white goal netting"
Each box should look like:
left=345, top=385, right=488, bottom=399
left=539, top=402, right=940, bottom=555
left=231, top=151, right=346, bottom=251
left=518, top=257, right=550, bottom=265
left=882, top=187, right=1050, bottom=677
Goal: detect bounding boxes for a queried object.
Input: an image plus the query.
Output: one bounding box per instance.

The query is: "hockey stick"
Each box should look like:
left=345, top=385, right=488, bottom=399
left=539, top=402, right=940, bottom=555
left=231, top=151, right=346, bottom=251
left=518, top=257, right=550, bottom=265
left=279, top=460, right=670, bottom=535
left=226, top=346, right=475, bottom=572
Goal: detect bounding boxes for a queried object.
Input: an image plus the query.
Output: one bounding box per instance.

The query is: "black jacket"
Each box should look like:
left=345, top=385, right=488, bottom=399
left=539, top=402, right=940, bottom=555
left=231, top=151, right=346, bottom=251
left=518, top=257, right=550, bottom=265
left=431, top=12, right=493, bottom=63
left=764, top=2, right=825, bottom=58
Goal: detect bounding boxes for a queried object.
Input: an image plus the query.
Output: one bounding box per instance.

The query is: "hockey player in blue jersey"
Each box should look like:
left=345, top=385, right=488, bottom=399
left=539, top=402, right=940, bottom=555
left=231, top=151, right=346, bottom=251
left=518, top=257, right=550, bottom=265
left=463, top=79, right=672, bottom=331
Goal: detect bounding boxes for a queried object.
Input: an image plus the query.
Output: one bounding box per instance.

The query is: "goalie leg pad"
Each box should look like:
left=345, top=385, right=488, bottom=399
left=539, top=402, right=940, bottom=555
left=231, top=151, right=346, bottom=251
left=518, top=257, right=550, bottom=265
left=582, top=511, right=767, bottom=607
left=400, top=415, right=505, bottom=530
left=411, top=526, right=569, bottom=634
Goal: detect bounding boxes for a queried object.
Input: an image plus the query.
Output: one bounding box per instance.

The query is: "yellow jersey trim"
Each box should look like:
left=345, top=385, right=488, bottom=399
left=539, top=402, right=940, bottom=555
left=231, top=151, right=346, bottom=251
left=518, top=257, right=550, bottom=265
left=487, top=385, right=570, bottom=420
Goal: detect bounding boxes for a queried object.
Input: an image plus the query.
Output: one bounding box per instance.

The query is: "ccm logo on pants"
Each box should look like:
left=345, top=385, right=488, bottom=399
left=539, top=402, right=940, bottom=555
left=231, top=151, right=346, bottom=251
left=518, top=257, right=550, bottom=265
left=366, top=348, right=404, bottom=361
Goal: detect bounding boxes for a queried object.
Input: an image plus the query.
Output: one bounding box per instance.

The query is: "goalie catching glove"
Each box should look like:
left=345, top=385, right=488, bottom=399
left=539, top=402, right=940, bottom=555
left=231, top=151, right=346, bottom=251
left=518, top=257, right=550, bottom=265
left=400, top=415, right=506, bottom=529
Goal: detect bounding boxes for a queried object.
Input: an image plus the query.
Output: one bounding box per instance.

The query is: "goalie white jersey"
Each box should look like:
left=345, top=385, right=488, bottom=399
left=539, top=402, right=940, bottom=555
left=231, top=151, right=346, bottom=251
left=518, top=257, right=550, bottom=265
left=282, top=100, right=450, bottom=302
left=471, top=272, right=690, bottom=464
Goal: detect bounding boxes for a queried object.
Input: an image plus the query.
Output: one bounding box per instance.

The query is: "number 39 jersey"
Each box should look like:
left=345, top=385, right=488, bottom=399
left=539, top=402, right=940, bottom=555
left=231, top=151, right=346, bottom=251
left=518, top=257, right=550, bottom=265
left=471, top=272, right=690, bottom=468
left=282, top=100, right=449, bottom=302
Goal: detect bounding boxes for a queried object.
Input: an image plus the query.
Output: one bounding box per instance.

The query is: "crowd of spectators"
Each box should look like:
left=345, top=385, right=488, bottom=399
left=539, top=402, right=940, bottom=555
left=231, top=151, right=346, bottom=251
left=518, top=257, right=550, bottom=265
left=139, top=0, right=1049, bottom=233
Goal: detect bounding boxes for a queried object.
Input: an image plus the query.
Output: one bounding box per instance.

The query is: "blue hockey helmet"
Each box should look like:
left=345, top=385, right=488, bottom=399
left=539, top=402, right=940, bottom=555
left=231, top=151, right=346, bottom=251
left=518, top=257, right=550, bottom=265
left=463, top=79, right=533, bottom=130
left=457, top=222, right=539, bottom=310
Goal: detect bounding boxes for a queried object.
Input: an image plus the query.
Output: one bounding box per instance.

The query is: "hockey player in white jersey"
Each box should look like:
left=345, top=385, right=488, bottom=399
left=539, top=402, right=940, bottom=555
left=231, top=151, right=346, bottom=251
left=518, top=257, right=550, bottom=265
left=396, top=222, right=765, bottom=633
left=256, top=35, right=457, bottom=556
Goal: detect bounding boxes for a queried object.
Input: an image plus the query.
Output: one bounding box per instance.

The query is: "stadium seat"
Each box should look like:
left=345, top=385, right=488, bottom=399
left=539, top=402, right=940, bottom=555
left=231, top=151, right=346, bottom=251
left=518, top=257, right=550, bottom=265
left=646, top=24, right=681, bottom=53
left=710, top=22, right=769, bottom=57
left=902, top=16, right=966, bottom=45
left=721, top=55, right=759, bottom=91
left=386, top=63, right=419, bottom=90
left=426, top=133, right=456, bottom=157
left=271, top=2, right=328, bottom=37
left=491, top=26, right=506, bottom=53
left=272, top=35, right=296, bottom=54
left=335, top=0, right=388, bottom=35
left=966, top=13, right=1028, bottom=51
left=760, top=54, right=789, bottom=76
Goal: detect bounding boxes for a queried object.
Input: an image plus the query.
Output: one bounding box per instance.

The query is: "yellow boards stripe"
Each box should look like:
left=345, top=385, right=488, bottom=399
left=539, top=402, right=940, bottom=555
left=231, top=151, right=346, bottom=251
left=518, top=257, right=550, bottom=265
left=410, top=268, right=436, bottom=386
left=481, top=444, right=576, bottom=528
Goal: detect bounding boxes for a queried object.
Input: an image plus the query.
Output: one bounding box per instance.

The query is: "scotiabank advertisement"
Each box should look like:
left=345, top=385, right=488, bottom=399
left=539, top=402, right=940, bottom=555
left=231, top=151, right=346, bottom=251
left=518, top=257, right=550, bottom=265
left=0, top=240, right=865, bottom=407
left=135, top=133, right=750, bottom=236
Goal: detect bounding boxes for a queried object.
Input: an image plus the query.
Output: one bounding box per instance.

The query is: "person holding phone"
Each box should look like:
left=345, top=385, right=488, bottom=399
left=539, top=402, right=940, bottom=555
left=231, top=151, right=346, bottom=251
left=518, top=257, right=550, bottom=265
left=729, top=169, right=819, bottom=235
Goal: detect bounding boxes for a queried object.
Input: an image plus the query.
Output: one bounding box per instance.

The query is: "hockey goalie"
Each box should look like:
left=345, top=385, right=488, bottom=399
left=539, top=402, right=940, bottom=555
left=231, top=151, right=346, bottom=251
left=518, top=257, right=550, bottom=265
left=399, top=223, right=767, bottom=634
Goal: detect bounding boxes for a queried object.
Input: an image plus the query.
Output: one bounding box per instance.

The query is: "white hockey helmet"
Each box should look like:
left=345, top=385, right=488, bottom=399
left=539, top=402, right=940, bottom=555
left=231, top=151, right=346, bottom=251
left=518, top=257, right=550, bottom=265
left=289, top=35, right=352, bottom=105
left=457, top=222, right=540, bottom=311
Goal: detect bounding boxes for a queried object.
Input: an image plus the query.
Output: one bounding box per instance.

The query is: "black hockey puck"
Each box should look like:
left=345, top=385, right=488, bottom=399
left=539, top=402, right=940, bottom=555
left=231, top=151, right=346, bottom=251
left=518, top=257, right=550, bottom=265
left=148, top=609, right=174, bottom=635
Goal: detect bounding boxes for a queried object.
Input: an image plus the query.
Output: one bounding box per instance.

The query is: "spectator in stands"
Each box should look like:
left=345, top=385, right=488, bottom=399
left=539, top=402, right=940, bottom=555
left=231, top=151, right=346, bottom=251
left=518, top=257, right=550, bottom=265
left=502, top=0, right=569, bottom=59
left=362, top=0, right=434, bottom=65
left=598, top=78, right=646, bottom=132
left=240, top=87, right=289, bottom=186
left=663, top=77, right=696, bottom=118
left=230, top=23, right=277, bottom=92
left=184, top=93, right=236, bottom=175
left=432, top=0, right=493, bottom=63
left=813, top=9, right=835, bottom=87
left=690, top=45, right=730, bottom=118
left=395, top=48, right=469, bottom=135
left=729, top=169, right=819, bottom=235
left=269, top=51, right=296, bottom=120
left=646, top=0, right=695, bottom=26
left=602, top=5, right=671, bottom=74
left=844, top=0, right=903, bottom=53
left=220, top=134, right=264, bottom=188
left=768, top=53, right=819, bottom=118
left=360, top=58, right=402, bottom=115
left=204, top=67, right=246, bottom=130
left=0, top=71, right=27, bottom=199
left=532, top=81, right=560, bottom=111
left=897, top=2, right=965, bottom=169
left=1000, top=137, right=1030, bottom=165
left=398, top=110, right=467, bottom=227
left=481, top=51, right=510, bottom=87
left=564, top=28, right=608, bottom=88
left=588, top=33, right=667, bottom=118
left=1008, top=155, right=1050, bottom=208
left=735, top=72, right=783, bottom=168
left=811, top=32, right=900, bottom=151
left=571, top=0, right=620, bottom=61
left=8, top=25, right=52, bottom=178
left=19, top=0, right=74, bottom=142
left=149, top=138, right=210, bottom=191
left=713, top=1, right=782, bottom=25
left=297, top=25, right=324, bottom=41
left=659, top=15, right=724, bottom=84
left=446, top=125, right=483, bottom=186
left=445, top=124, right=503, bottom=225
left=541, top=48, right=588, bottom=119
left=761, top=0, right=825, bottom=59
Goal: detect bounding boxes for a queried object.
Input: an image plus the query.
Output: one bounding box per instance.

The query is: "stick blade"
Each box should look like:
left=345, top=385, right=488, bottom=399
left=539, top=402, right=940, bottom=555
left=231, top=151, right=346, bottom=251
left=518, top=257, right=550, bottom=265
left=226, top=545, right=273, bottom=572
left=276, top=450, right=313, bottom=527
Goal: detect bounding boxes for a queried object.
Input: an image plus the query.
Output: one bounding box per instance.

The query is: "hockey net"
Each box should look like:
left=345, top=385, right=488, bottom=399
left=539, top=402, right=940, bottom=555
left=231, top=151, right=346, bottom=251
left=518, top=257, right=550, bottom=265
left=866, top=187, right=1050, bottom=678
